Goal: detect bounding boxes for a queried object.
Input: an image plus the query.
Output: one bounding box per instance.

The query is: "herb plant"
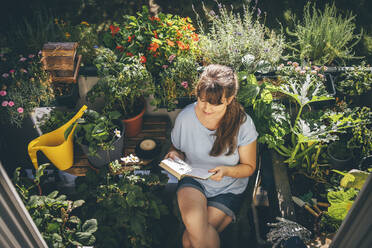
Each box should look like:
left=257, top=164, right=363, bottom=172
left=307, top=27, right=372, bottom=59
left=74, top=109, right=122, bottom=157
left=286, top=2, right=362, bottom=65
left=335, top=62, right=372, bottom=96
left=193, top=1, right=284, bottom=72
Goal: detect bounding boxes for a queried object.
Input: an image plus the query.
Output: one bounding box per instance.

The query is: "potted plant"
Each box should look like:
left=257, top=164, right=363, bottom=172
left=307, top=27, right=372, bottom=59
left=334, top=62, right=372, bottom=107
left=86, top=47, right=154, bottom=137
left=74, top=109, right=124, bottom=168
left=104, top=5, right=200, bottom=110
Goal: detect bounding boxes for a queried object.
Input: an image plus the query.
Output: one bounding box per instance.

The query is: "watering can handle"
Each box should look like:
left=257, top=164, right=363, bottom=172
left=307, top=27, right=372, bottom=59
left=62, top=105, right=88, bottom=131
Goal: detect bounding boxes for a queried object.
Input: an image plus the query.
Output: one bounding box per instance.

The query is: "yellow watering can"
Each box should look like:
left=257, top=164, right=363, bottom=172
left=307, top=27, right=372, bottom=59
left=28, top=105, right=88, bottom=170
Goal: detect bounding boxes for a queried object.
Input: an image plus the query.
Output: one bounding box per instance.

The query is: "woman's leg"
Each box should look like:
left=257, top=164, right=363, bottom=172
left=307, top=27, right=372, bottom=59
left=207, top=206, right=233, bottom=233
left=177, top=187, right=220, bottom=248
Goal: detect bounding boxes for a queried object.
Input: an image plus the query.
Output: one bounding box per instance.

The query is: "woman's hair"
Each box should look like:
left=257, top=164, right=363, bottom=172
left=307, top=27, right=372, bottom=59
left=195, top=64, right=247, bottom=156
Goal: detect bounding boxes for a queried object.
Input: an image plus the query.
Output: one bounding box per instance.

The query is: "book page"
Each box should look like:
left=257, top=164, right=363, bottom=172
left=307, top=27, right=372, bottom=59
left=161, top=157, right=192, bottom=176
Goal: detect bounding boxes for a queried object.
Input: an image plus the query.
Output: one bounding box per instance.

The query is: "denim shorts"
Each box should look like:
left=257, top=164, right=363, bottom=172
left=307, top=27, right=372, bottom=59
left=176, top=177, right=245, bottom=222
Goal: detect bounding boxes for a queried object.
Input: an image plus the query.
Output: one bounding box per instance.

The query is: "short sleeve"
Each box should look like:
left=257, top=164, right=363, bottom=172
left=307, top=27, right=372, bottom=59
left=238, top=114, right=258, bottom=146
left=171, top=114, right=182, bottom=150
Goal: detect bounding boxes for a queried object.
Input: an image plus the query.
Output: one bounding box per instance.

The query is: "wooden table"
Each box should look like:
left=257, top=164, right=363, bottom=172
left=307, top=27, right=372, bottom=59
left=65, top=115, right=171, bottom=176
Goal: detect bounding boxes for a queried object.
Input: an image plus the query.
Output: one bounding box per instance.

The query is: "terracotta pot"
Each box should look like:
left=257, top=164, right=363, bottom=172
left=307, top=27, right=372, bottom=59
left=122, top=102, right=146, bottom=137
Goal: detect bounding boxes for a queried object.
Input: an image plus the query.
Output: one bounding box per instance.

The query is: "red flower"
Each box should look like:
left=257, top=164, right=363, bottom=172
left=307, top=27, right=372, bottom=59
left=191, top=33, right=199, bottom=41
left=149, top=16, right=161, bottom=22
left=187, top=24, right=196, bottom=31
left=110, top=25, right=120, bottom=37
left=153, top=31, right=158, bottom=39
left=126, top=52, right=134, bottom=57
left=128, top=36, right=132, bottom=42
left=176, top=41, right=189, bottom=50
left=115, top=45, right=124, bottom=52
left=140, top=56, right=147, bottom=63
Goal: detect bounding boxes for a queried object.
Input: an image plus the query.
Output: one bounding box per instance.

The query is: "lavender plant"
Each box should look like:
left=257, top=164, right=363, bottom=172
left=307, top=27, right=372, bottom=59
left=193, top=0, right=284, bottom=72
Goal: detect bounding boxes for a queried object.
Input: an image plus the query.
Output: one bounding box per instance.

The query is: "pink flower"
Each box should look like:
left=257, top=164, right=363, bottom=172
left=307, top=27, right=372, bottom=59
left=2, top=101, right=8, bottom=107
left=19, top=57, right=27, bottom=62
left=9, top=69, right=15, bottom=74
left=162, top=65, right=169, bottom=69
left=8, top=101, right=14, bottom=107
left=20, top=68, right=28, bottom=73
left=300, top=70, right=306, bottom=74
left=318, top=74, right=324, bottom=79
left=38, top=50, right=42, bottom=55
left=0, top=90, right=6, bottom=96
left=311, top=70, right=317, bottom=74
left=28, top=54, right=35, bottom=59
left=181, top=81, right=188, bottom=89
left=2, top=73, right=9, bottom=78
left=292, top=62, right=299, bottom=67
left=168, top=54, right=176, bottom=63
left=287, top=61, right=292, bottom=65
left=17, top=107, right=24, bottom=113
left=295, top=67, right=301, bottom=72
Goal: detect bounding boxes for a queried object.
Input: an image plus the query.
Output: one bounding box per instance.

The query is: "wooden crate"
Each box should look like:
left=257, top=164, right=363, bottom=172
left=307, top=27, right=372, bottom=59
left=42, top=42, right=81, bottom=82
left=65, top=115, right=171, bottom=176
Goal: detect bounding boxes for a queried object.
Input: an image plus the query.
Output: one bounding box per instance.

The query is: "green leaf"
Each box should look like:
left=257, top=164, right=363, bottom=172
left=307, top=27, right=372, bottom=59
left=75, top=232, right=96, bottom=245
left=47, top=191, right=59, bottom=199
left=72, top=200, right=85, bottom=209
left=328, top=201, right=354, bottom=220
left=46, top=222, right=60, bottom=233
left=82, top=219, right=98, bottom=234
left=341, top=170, right=370, bottom=190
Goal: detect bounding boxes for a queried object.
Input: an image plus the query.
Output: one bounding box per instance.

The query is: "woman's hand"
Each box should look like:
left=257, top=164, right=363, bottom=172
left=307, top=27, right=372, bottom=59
left=164, top=149, right=185, bottom=161
left=208, top=166, right=230, bottom=181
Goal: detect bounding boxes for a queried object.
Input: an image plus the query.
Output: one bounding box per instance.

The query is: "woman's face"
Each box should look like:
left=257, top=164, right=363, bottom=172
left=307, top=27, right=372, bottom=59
left=196, top=96, right=232, bottom=119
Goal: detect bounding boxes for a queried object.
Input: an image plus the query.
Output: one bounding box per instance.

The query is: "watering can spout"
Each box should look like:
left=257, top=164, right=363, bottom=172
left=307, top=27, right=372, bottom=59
left=28, top=105, right=87, bottom=170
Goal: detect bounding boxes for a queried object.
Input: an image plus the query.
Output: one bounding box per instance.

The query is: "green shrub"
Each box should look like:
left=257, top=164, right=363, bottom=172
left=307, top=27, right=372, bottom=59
left=286, top=2, right=362, bottom=65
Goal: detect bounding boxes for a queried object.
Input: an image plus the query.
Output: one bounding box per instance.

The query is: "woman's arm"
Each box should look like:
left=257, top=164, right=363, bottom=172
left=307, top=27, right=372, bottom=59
left=164, top=144, right=186, bottom=160
left=209, top=140, right=257, bottom=181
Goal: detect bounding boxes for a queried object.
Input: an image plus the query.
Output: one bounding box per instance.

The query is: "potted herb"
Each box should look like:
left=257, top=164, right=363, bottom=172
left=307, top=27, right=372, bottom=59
left=74, top=109, right=124, bottom=168
left=86, top=47, right=154, bottom=137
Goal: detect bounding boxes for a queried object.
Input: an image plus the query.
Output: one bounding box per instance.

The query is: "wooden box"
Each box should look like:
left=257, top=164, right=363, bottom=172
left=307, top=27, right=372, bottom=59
left=42, top=42, right=81, bottom=83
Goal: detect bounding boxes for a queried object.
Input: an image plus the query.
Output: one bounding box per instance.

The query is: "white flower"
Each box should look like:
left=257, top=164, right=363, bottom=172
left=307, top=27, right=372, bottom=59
left=114, top=128, right=121, bottom=138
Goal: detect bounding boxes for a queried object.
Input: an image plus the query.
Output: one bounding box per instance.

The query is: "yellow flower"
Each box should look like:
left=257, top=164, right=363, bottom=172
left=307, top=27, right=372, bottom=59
left=54, top=18, right=59, bottom=24
left=65, top=32, right=71, bottom=38
left=81, top=21, right=89, bottom=26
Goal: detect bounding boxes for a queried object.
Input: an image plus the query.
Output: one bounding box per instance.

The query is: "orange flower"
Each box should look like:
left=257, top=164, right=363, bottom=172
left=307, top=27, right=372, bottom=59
left=167, top=39, right=175, bottom=47
left=167, top=21, right=173, bottom=26
left=191, top=33, right=199, bottom=41
left=128, top=35, right=132, bottom=42
left=140, top=56, right=147, bottom=63
left=176, top=41, right=189, bottom=50
left=176, top=30, right=183, bottom=39
left=148, top=42, right=159, bottom=52
left=149, top=16, right=161, bottom=22
left=126, top=52, right=134, bottom=57
left=187, top=24, right=195, bottom=31
left=110, top=25, right=120, bottom=37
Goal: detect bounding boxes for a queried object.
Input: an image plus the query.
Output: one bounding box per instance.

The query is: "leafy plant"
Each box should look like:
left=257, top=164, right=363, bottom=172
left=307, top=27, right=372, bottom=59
left=193, top=1, right=284, bottom=72
left=87, top=47, right=154, bottom=118
left=335, top=62, right=372, bottom=96
left=12, top=164, right=97, bottom=248
left=286, top=2, right=362, bottom=65
left=0, top=52, right=55, bottom=127
left=347, top=107, right=372, bottom=158
left=74, top=109, right=122, bottom=157
left=38, top=108, right=75, bottom=134
left=75, top=165, right=170, bottom=248
left=155, top=55, right=200, bottom=110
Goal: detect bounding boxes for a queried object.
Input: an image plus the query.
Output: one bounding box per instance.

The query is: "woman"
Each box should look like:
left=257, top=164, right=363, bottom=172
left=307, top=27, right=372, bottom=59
left=165, top=64, right=258, bottom=248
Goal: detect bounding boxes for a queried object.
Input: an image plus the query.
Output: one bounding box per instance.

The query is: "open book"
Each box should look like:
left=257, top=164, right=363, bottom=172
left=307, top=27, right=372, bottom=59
left=159, top=157, right=215, bottom=180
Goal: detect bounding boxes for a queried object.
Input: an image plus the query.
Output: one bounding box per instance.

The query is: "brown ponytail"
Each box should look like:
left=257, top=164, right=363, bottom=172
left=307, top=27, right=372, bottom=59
left=196, top=64, right=247, bottom=156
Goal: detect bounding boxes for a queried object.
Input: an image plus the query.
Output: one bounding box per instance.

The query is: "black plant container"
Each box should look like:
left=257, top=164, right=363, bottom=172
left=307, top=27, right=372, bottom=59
left=80, top=123, right=125, bottom=168
left=54, top=83, right=80, bottom=109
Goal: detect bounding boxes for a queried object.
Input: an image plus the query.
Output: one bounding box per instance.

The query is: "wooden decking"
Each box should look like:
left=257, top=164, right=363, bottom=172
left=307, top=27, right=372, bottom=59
left=64, top=115, right=171, bottom=176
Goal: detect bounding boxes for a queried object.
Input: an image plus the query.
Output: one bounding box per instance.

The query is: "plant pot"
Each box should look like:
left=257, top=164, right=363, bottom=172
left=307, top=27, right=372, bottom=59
left=80, top=123, right=125, bottom=168
left=327, top=141, right=353, bottom=170
left=53, top=82, right=80, bottom=109
left=122, top=100, right=146, bottom=137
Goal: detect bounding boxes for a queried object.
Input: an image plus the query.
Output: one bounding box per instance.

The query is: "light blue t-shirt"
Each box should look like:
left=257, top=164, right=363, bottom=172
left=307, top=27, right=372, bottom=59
left=171, top=102, right=258, bottom=197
